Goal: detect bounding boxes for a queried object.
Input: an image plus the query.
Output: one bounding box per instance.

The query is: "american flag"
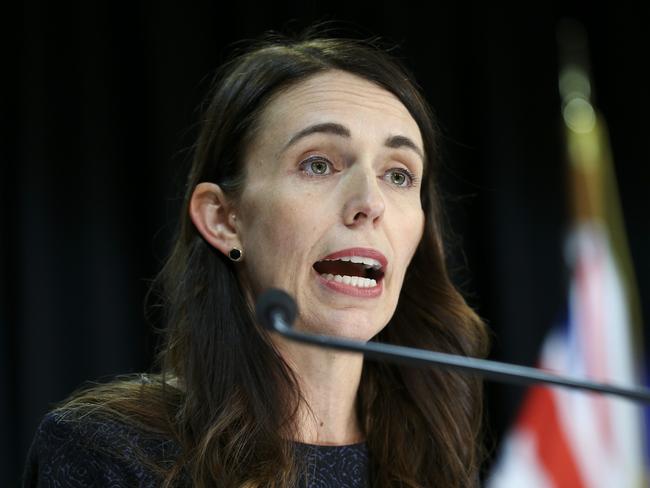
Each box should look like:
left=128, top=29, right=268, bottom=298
left=486, top=22, right=649, bottom=488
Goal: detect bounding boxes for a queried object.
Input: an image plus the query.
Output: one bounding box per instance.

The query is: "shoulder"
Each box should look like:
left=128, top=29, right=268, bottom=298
left=23, top=378, right=182, bottom=487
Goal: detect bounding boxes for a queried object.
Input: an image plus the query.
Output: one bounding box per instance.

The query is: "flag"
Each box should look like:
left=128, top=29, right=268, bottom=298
left=486, top=23, right=648, bottom=488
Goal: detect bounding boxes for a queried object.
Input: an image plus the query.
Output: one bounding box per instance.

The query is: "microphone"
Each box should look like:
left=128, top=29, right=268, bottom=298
left=255, top=288, right=650, bottom=404
left=255, top=286, right=298, bottom=331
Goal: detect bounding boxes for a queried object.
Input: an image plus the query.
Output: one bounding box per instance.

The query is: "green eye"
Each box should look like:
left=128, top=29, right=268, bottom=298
left=391, top=171, right=406, bottom=186
left=301, top=156, right=332, bottom=176
left=387, top=169, right=414, bottom=187
left=310, top=159, right=329, bottom=175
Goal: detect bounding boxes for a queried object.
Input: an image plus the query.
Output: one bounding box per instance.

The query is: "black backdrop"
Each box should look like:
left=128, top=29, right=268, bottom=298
left=3, top=2, right=649, bottom=485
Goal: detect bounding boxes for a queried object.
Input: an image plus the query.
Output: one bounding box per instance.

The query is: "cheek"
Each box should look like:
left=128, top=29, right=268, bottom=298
left=240, top=190, right=319, bottom=283
left=388, top=208, right=424, bottom=287
left=394, top=205, right=424, bottom=256
left=252, top=193, right=317, bottom=245
left=412, top=211, right=425, bottom=254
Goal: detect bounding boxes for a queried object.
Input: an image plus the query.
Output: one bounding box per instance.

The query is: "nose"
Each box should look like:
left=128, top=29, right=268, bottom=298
left=342, top=166, right=386, bottom=227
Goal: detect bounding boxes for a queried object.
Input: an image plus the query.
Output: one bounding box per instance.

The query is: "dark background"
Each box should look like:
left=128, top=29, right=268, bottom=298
left=2, top=2, right=649, bottom=485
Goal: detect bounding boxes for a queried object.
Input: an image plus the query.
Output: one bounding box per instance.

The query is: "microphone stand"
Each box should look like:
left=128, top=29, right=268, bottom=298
left=260, top=291, right=650, bottom=404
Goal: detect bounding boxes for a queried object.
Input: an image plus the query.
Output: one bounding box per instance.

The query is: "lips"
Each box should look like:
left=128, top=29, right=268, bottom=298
left=312, top=247, right=387, bottom=282
left=317, top=247, right=388, bottom=269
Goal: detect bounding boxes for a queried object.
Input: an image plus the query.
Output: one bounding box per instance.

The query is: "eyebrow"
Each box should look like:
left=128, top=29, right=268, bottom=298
left=384, top=134, right=424, bottom=161
left=282, top=122, right=424, bottom=161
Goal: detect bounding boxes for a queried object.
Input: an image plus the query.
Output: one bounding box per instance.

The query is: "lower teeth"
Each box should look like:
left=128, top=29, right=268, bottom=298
left=320, top=273, right=377, bottom=288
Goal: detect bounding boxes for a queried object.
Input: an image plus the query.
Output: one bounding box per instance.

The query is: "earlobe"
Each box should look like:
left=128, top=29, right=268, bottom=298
left=189, top=182, right=240, bottom=257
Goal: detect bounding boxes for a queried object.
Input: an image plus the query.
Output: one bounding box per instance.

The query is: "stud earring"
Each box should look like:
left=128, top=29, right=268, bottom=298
left=228, top=248, right=243, bottom=262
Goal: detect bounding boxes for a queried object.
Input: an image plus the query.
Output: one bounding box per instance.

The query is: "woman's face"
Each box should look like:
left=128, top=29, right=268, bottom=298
left=236, top=70, right=425, bottom=340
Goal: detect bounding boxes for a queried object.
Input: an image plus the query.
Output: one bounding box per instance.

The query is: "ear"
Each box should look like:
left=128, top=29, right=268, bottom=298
left=189, top=182, right=240, bottom=258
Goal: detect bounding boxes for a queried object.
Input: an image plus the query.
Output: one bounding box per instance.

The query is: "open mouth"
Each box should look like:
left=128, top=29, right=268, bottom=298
left=313, top=257, right=385, bottom=288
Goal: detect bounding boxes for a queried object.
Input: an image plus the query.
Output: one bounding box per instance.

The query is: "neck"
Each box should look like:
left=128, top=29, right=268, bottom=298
left=272, top=335, right=365, bottom=446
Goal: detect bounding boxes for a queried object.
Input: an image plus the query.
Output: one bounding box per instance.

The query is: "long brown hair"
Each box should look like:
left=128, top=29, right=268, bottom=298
left=58, top=30, right=489, bottom=487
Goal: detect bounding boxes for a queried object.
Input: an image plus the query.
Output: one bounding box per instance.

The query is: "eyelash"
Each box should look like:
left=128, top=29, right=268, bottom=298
left=299, top=156, right=419, bottom=188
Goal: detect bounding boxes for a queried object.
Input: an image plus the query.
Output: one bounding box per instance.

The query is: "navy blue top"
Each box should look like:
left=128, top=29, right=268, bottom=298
left=23, top=412, right=370, bottom=487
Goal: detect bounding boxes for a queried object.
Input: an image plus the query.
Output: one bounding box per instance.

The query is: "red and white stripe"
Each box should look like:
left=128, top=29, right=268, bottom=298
left=487, top=224, right=647, bottom=488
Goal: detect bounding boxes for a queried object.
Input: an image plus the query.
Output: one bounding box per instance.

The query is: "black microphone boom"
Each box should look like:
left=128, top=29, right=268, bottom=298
left=255, top=288, right=650, bottom=404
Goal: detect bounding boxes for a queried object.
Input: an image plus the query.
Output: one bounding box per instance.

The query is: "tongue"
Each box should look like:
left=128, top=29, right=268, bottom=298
left=314, top=260, right=366, bottom=277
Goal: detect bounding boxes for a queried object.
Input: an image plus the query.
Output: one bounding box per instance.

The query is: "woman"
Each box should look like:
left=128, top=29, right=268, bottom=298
left=24, top=31, right=489, bottom=487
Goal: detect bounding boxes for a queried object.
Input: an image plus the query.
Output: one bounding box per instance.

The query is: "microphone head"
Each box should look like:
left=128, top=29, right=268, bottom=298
left=255, top=288, right=298, bottom=331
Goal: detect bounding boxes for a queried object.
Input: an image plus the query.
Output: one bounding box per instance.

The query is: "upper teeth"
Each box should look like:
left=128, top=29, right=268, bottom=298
left=324, top=256, right=382, bottom=270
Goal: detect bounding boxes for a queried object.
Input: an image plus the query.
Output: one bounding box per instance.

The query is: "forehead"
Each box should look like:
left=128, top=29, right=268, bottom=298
left=252, top=70, right=423, bottom=153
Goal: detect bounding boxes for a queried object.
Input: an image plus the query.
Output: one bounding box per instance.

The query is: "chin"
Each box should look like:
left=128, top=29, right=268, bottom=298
left=320, top=317, right=386, bottom=342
